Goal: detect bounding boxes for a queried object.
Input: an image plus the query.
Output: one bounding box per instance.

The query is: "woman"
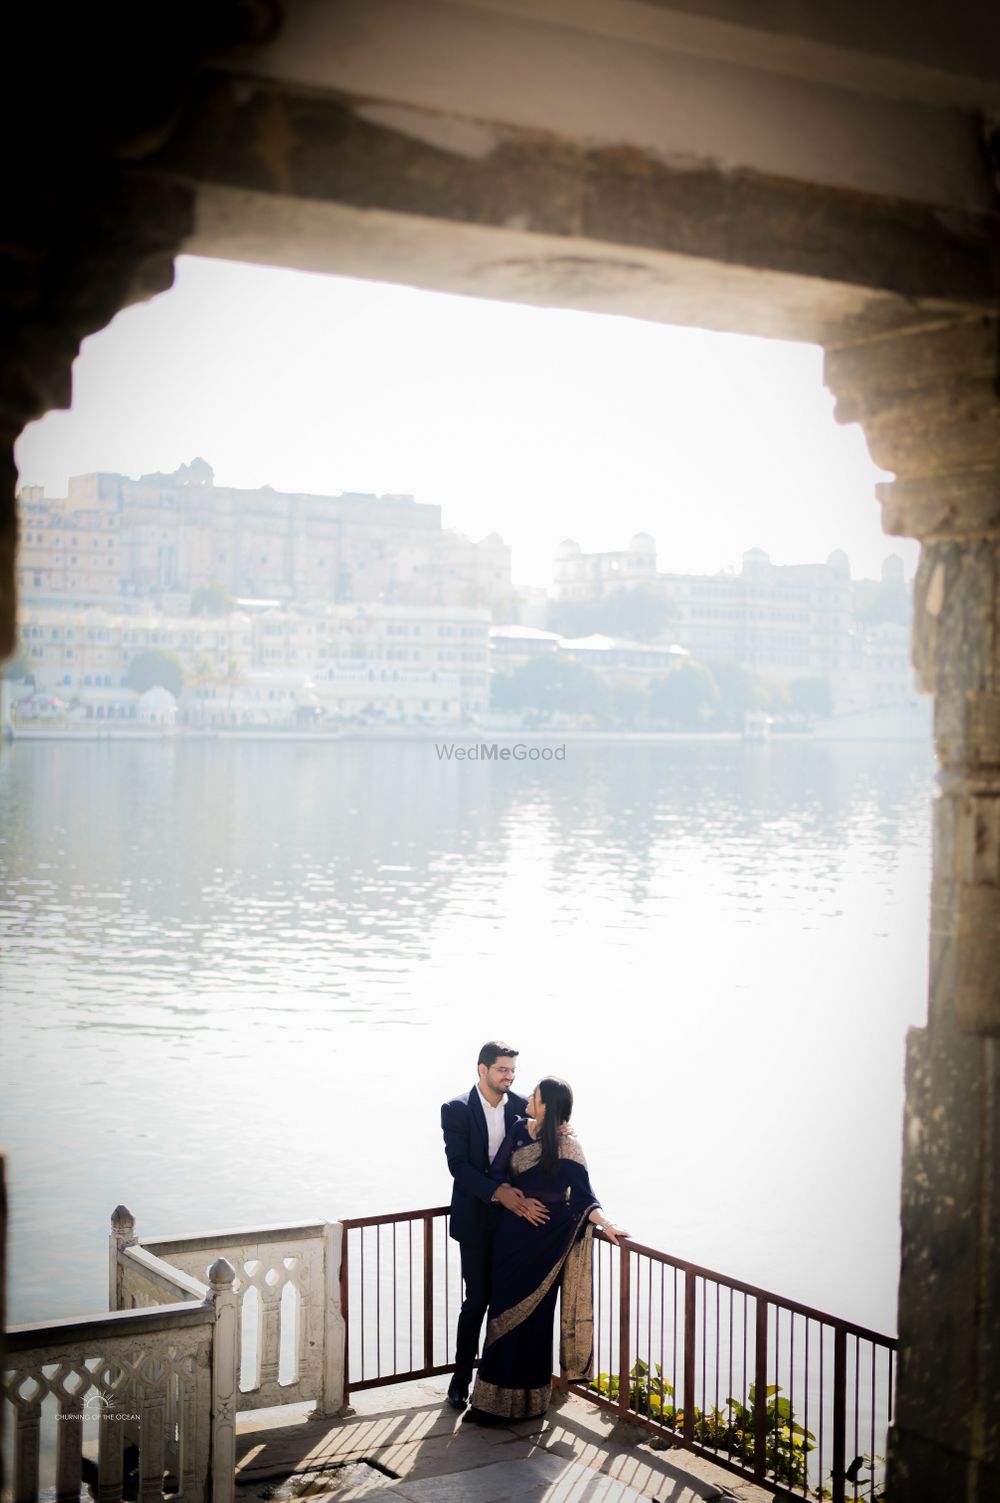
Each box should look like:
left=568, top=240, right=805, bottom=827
left=464, top=1076, right=628, bottom=1424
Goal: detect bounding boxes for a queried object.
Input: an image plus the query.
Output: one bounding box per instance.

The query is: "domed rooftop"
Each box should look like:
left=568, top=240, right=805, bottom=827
left=555, top=538, right=582, bottom=558
left=138, top=686, right=177, bottom=710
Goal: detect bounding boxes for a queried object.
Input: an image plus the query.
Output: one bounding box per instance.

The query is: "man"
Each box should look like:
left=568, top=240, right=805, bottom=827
left=440, top=1040, right=550, bottom=1410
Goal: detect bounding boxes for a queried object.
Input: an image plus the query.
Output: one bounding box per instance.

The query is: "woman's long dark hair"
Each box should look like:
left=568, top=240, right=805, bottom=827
left=537, top=1076, right=573, bottom=1177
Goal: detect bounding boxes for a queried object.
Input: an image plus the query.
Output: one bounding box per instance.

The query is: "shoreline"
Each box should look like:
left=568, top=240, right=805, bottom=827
left=2, top=724, right=932, bottom=746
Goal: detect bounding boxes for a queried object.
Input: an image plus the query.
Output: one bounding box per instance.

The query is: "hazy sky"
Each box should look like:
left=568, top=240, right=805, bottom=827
left=15, top=255, right=915, bottom=590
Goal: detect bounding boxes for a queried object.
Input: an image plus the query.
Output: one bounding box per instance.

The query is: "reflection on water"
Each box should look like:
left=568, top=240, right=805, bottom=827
left=0, top=739, right=933, bottom=1333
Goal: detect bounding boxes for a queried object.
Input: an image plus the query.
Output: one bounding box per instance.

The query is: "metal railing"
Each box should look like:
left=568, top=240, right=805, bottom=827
left=339, top=1207, right=462, bottom=1393
left=578, top=1235, right=896, bottom=1503
left=339, top=1207, right=896, bottom=1503
left=2, top=1200, right=895, bottom=1503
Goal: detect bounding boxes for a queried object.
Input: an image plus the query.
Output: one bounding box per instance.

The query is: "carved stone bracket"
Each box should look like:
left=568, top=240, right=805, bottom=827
left=825, top=315, right=1000, bottom=1035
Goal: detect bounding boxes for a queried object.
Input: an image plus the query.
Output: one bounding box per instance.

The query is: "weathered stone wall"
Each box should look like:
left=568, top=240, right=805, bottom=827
left=0, top=2, right=281, bottom=657
left=826, top=316, right=1000, bottom=1499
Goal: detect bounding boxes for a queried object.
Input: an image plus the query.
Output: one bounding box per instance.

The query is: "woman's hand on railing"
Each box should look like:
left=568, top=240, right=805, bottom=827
left=589, top=1209, right=629, bottom=1246
left=600, top=1223, right=630, bottom=1246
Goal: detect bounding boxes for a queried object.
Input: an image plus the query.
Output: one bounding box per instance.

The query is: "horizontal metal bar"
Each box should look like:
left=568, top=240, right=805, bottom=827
left=599, top=1234, right=896, bottom=1348
left=349, top=1362, right=456, bottom=1392
left=341, top=1207, right=451, bottom=1230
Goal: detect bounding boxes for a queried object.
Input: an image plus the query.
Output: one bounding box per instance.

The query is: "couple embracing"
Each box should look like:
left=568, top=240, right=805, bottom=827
left=440, top=1040, right=628, bottom=1424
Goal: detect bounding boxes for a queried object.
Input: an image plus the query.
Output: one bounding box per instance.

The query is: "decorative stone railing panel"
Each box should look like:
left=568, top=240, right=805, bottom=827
left=4, top=1303, right=214, bottom=1503
left=137, top=1220, right=341, bottom=1415
left=3, top=1205, right=347, bottom=1503
left=119, top=1244, right=209, bottom=1311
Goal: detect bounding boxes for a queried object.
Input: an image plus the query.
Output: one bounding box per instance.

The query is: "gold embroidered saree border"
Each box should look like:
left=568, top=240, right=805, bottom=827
left=559, top=1223, right=595, bottom=1381
left=470, top=1377, right=552, bottom=1419
left=484, top=1204, right=594, bottom=1349
left=510, top=1134, right=589, bottom=1177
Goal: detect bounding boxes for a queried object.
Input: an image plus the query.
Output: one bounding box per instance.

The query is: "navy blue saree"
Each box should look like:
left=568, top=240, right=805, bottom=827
left=467, top=1119, right=600, bottom=1422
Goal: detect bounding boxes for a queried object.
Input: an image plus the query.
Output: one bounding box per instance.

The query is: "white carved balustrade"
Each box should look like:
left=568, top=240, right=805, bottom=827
left=2, top=1205, right=346, bottom=1503
left=136, top=1220, right=345, bottom=1417
left=2, top=1289, right=223, bottom=1503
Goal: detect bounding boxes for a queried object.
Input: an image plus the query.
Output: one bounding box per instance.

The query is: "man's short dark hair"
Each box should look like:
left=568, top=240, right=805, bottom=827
left=478, top=1040, right=519, bottom=1068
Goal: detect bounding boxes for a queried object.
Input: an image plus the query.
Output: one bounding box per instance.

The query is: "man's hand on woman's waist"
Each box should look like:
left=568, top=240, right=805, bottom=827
left=492, top=1182, right=549, bottom=1225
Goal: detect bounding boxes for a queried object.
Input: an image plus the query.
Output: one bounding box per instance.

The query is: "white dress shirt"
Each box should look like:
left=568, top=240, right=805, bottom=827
left=476, top=1084, right=509, bottom=1164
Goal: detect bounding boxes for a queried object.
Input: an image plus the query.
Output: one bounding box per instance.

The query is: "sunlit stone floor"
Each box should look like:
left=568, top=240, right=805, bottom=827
left=235, top=1378, right=771, bottom=1502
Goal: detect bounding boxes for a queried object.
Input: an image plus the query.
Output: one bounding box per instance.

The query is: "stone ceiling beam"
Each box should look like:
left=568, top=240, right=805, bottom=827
left=163, top=76, right=999, bottom=347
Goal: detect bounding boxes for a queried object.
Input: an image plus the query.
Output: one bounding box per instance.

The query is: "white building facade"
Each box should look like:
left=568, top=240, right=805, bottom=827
left=15, top=602, right=490, bottom=725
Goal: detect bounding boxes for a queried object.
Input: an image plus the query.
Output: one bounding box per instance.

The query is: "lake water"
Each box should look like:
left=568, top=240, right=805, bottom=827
left=0, top=737, right=934, bottom=1336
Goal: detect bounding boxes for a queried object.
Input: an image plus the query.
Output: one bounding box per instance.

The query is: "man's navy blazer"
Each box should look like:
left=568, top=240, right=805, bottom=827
left=441, top=1085, right=528, bottom=1246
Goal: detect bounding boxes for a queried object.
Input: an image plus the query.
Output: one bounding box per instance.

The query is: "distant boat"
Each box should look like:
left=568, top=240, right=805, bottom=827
left=743, top=711, right=771, bottom=742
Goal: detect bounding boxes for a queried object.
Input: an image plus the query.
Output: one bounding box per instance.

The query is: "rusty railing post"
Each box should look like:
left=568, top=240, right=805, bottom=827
left=832, top=1326, right=847, bottom=1503
left=753, top=1296, right=768, bottom=1481
left=618, top=1244, right=631, bottom=1416
left=683, top=1271, right=696, bottom=1442
left=423, top=1214, right=434, bottom=1372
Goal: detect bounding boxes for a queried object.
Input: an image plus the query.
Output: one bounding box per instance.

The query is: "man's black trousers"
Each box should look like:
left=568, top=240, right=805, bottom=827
left=453, top=1238, right=493, bottom=1384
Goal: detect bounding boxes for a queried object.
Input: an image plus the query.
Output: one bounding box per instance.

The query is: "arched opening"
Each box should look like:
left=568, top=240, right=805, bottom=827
left=2, top=6, right=998, bottom=1500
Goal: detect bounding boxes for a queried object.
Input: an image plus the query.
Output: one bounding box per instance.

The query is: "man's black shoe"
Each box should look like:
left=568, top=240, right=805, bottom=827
left=447, top=1378, right=469, bottom=1410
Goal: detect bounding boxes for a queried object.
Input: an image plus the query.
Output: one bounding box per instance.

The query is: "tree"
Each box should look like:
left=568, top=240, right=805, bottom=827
left=223, top=657, right=246, bottom=719
left=126, top=650, right=184, bottom=697
left=609, top=679, right=647, bottom=729
left=702, top=659, right=757, bottom=729
left=601, top=584, right=679, bottom=642
left=491, top=653, right=610, bottom=720
left=704, top=660, right=786, bottom=728
left=648, top=659, right=719, bottom=728
left=189, top=581, right=235, bottom=616
left=186, top=655, right=218, bottom=723
left=189, top=655, right=217, bottom=691
left=2, top=635, right=33, bottom=681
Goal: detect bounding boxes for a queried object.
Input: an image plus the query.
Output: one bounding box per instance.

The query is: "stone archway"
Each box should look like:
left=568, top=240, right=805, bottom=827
left=4, top=4, right=999, bottom=1497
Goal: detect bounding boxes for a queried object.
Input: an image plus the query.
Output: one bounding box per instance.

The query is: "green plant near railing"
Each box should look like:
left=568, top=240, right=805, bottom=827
left=588, top=1365, right=887, bottom=1500
left=725, top=1385, right=815, bottom=1490
left=814, top=1451, right=887, bottom=1502
left=588, top=1366, right=814, bottom=1489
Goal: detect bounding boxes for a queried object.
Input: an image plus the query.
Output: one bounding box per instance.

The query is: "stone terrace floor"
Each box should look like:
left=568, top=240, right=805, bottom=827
left=235, top=1378, right=775, bottom=1503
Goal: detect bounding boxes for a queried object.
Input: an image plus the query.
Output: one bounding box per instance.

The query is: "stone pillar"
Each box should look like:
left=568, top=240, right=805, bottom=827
left=319, top=1221, right=349, bottom=1418
left=109, top=1204, right=137, bottom=1312
left=208, top=1257, right=238, bottom=1503
left=825, top=314, right=1000, bottom=1501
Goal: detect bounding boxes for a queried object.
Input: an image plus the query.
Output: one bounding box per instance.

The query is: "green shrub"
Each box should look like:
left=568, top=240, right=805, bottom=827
left=589, top=1365, right=885, bottom=1498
